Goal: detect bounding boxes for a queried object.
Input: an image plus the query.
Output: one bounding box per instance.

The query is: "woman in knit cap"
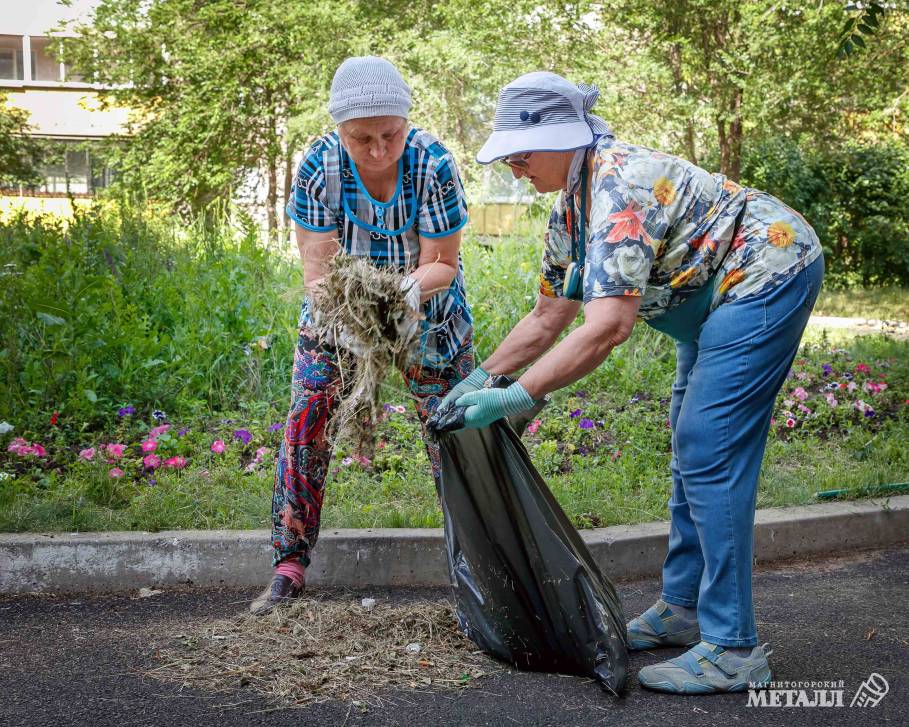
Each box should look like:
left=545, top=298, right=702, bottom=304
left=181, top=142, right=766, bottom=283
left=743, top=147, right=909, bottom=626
left=250, top=56, right=478, bottom=614
left=433, top=71, right=824, bottom=694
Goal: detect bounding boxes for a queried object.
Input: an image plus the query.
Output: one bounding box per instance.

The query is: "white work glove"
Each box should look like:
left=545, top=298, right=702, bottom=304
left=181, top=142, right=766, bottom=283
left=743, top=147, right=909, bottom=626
left=336, top=326, right=369, bottom=357
left=400, top=276, right=422, bottom=312
left=396, top=276, right=423, bottom=342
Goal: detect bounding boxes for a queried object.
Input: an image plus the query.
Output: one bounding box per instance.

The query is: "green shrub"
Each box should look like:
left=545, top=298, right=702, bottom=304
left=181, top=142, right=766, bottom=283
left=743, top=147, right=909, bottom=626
left=741, top=137, right=909, bottom=286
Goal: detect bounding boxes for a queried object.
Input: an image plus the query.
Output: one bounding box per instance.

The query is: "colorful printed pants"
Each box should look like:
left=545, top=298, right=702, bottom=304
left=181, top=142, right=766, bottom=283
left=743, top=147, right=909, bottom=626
left=270, top=326, right=475, bottom=567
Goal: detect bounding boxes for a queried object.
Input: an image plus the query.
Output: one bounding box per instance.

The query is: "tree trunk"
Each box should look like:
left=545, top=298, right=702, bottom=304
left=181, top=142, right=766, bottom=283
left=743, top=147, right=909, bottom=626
left=668, top=41, right=698, bottom=165
left=283, top=147, right=294, bottom=243
left=717, top=87, right=743, bottom=181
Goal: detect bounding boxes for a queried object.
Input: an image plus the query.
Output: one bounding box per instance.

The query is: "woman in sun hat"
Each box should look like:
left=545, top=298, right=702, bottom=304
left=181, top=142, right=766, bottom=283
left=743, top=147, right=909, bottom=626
left=250, top=56, right=477, bottom=615
left=433, top=70, right=824, bottom=695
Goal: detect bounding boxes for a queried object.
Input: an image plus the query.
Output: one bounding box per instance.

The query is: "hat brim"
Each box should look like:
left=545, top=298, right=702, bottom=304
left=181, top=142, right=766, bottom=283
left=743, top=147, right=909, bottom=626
left=476, top=122, right=593, bottom=164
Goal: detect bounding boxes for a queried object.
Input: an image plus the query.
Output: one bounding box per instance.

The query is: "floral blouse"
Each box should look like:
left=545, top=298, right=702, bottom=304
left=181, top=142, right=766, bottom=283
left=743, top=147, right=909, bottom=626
left=540, top=140, right=823, bottom=318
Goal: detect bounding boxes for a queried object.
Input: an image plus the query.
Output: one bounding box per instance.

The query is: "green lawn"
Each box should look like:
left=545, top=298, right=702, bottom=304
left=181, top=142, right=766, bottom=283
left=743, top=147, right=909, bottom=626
left=2, top=219, right=908, bottom=533
left=2, top=324, right=906, bottom=534
left=814, top=286, right=909, bottom=321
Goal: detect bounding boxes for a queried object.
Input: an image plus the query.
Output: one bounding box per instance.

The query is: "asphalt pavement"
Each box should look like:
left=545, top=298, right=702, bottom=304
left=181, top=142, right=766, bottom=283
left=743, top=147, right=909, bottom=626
left=1, top=547, right=906, bottom=726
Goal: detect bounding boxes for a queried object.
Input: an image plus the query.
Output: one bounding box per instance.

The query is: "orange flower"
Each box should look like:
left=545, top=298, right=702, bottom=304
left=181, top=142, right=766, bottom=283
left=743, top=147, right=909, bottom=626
left=690, top=234, right=717, bottom=253
left=670, top=267, right=698, bottom=288
left=606, top=202, right=648, bottom=244
left=768, top=221, right=796, bottom=248
left=718, top=268, right=746, bottom=294
left=653, top=176, right=676, bottom=205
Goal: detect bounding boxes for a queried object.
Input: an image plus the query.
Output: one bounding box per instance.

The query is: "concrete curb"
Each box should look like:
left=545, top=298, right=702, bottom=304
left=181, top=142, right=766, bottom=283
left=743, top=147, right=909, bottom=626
left=1, top=495, right=907, bottom=594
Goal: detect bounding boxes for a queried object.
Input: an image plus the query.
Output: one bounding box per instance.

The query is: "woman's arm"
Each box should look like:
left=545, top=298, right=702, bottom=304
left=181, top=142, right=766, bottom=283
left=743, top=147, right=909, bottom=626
left=480, top=293, right=581, bottom=376
left=296, top=224, right=340, bottom=294
left=412, top=230, right=462, bottom=303
left=518, top=295, right=640, bottom=399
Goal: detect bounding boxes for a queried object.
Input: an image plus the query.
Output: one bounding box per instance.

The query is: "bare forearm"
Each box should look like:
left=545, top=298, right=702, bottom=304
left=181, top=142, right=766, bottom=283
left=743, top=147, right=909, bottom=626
left=518, top=321, right=626, bottom=399
left=410, top=261, right=458, bottom=303
left=481, top=310, right=564, bottom=376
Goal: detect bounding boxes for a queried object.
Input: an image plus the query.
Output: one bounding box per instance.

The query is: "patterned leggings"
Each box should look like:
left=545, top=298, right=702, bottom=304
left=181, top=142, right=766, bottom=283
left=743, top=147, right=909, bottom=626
left=270, top=326, right=475, bottom=567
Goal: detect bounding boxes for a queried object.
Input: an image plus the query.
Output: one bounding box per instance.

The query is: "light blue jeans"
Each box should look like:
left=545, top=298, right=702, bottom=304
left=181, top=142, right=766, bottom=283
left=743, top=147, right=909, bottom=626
left=660, top=255, right=824, bottom=647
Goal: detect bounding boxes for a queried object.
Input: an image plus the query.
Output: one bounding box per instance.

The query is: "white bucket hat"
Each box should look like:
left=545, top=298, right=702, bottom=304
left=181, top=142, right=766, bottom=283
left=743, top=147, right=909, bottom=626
left=476, top=71, right=612, bottom=164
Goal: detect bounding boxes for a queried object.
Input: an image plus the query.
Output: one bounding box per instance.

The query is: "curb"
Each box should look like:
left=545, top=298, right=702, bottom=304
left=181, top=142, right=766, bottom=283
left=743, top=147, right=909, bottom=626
left=1, top=495, right=907, bottom=595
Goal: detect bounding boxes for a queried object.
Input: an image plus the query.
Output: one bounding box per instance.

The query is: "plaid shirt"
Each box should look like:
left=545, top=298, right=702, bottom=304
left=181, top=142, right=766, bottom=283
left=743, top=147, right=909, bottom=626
left=286, top=128, right=472, bottom=368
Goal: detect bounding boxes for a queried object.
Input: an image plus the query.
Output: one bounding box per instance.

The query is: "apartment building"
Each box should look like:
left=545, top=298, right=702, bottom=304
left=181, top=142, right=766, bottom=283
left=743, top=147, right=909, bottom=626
left=1, top=0, right=128, bottom=213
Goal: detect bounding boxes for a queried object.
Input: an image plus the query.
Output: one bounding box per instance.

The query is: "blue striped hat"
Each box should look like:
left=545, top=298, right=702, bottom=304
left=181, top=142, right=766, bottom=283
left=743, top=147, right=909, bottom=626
left=476, top=71, right=612, bottom=164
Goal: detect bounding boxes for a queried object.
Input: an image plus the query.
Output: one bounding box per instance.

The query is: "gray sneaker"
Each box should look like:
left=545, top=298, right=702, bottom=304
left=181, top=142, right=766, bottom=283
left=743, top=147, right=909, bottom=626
left=637, top=641, right=773, bottom=694
left=626, top=599, right=700, bottom=650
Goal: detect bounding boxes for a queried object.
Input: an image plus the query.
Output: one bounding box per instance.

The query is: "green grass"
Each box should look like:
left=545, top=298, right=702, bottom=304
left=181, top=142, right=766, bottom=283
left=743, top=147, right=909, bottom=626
left=2, top=208, right=908, bottom=533
left=814, top=286, right=909, bottom=321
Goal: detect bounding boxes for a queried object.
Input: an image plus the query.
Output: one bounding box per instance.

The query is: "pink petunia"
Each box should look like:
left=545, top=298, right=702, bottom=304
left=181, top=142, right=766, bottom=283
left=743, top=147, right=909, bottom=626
left=164, top=456, right=187, bottom=469
left=143, top=454, right=161, bottom=469
left=148, top=424, right=171, bottom=438
left=105, top=443, right=126, bottom=459
left=31, top=443, right=46, bottom=457
left=527, top=419, right=542, bottom=434
left=109, top=467, right=125, bottom=478
left=855, top=363, right=871, bottom=374
left=140, top=439, right=158, bottom=453
left=797, top=404, right=812, bottom=415
left=792, top=387, right=809, bottom=401
left=825, top=394, right=839, bottom=407
left=785, top=418, right=796, bottom=428
left=7, top=437, right=28, bottom=454
left=79, top=447, right=96, bottom=461
left=253, top=446, right=270, bottom=462
left=210, top=439, right=225, bottom=454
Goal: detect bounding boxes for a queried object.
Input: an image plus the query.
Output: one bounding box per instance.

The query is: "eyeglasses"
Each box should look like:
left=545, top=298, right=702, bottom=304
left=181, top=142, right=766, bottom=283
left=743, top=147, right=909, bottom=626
left=500, top=152, right=532, bottom=169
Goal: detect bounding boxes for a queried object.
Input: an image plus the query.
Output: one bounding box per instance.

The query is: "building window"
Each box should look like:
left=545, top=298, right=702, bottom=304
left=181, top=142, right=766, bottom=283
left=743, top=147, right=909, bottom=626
left=0, top=35, right=36, bottom=81
left=31, top=141, right=114, bottom=196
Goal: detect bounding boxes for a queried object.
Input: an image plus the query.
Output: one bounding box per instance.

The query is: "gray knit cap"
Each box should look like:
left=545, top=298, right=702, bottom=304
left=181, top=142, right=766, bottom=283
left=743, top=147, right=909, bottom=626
left=328, top=56, right=412, bottom=124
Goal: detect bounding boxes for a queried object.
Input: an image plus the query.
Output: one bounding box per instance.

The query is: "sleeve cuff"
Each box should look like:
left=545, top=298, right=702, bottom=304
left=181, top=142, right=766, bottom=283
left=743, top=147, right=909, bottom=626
left=285, top=205, right=336, bottom=232
left=418, top=214, right=469, bottom=239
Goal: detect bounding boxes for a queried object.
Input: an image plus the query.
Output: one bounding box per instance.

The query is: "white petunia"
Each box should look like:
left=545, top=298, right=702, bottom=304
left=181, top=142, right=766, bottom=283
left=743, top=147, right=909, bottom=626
left=0, top=421, right=13, bottom=435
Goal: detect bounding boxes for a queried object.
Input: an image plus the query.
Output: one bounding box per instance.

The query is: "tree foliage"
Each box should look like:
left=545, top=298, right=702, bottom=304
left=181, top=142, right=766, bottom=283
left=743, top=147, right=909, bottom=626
left=0, top=93, right=44, bottom=189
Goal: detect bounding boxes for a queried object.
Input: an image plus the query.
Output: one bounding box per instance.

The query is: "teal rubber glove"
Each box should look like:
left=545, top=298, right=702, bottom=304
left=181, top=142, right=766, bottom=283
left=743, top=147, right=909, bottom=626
left=455, top=382, right=535, bottom=430
left=438, top=366, right=489, bottom=411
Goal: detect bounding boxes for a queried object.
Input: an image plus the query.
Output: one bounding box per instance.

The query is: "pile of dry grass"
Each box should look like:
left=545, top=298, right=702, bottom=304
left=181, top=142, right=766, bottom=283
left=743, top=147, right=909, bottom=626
left=309, top=255, right=422, bottom=455
left=148, top=596, right=499, bottom=708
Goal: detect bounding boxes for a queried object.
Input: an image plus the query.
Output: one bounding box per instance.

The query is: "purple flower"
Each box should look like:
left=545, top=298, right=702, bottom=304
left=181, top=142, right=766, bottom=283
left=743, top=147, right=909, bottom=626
left=843, top=372, right=854, bottom=381
left=630, top=394, right=641, bottom=404
left=383, top=404, right=395, bottom=412
left=578, top=418, right=595, bottom=430
left=268, top=422, right=284, bottom=432
left=569, top=408, right=582, bottom=418
left=117, top=406, right=136, bottom=417
left=863, top=408, right=876, bottom=418
left=148, top=478, right=157, bottom=486
left=822, top=364, right=833, bottom=376
left=233, top=429, right=252, bottom=445
left=574, top=390, right=587, bottom=399
left=152, top=409, right=166, bottom=421
left=177, top=427, right=189, bottom=437
left=578, top=445, right=589, bottom=456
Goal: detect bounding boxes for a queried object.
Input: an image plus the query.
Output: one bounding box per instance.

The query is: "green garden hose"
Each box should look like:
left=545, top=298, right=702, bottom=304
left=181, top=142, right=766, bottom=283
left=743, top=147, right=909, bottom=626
left=814, top=482, right=909, bottom=500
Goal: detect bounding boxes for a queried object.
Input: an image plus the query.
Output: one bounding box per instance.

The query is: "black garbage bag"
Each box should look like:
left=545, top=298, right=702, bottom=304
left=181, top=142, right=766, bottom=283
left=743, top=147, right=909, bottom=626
left=428, top=382, right=629, bottom=694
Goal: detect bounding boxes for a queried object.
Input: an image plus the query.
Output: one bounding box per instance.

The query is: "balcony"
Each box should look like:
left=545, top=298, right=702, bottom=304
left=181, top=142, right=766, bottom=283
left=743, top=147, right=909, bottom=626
left=0, top=34, right=95, bottom=89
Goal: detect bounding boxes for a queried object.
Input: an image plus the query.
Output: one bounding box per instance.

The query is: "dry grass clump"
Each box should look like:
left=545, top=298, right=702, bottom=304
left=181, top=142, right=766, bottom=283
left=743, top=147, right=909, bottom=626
left=148, top=595, right=499, bottom=708
left=309, top=255, right=422, bottom=455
